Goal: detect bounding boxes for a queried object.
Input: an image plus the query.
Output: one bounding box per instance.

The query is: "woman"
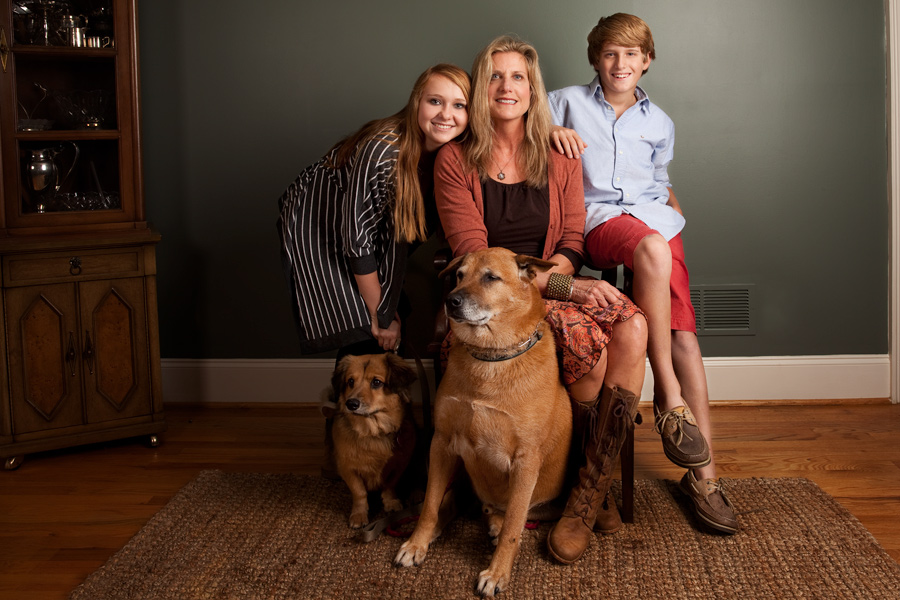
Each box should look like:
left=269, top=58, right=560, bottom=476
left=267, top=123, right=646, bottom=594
left=278, top=63, right=470, bottom=357
left=434, top=36, right=648, bottom=564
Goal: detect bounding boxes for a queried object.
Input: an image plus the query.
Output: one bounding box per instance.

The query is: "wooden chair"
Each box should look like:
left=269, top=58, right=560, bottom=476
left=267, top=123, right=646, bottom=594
left=429, top=250, right=637, bottom=523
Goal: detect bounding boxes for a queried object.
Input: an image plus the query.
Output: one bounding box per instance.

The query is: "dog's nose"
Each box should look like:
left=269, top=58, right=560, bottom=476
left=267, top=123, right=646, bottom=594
left=345, top=398, right=360, bottom=411
left=446, top=292, right=464, bottom=310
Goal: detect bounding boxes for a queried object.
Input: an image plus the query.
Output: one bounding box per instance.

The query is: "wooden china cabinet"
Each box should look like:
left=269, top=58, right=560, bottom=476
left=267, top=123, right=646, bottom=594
left=0, top=0, right=164, bottom=470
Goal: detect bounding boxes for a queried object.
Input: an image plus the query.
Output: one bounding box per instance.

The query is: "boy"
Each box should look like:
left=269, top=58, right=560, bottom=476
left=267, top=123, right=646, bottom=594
left=548, top=13, right=737, bottom=537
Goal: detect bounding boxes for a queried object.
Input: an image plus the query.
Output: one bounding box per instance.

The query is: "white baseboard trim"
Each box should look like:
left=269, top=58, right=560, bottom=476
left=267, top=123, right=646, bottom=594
left=160, top=354, right=890, bottom=405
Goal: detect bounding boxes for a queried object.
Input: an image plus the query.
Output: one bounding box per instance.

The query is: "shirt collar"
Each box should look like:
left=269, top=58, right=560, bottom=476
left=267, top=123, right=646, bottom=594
left=590, top=74, right=652, bottom=114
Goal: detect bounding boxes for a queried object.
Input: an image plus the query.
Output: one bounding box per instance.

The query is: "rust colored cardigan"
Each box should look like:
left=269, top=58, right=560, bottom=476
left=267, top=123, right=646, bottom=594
left=434, top=142, right=587, bottom=269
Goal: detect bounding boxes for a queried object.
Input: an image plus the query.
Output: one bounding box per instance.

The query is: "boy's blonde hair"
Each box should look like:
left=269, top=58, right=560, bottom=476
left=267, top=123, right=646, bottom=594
left=587, top=13, right=655, bottom=75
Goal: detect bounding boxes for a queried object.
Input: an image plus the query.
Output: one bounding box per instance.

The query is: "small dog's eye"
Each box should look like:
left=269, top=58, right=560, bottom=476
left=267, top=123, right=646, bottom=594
left=347, top=377, right=355, bottom=387
left=456, top=271, right=464, bottom=281
left=371, top=378, right=383, bottom=389
left=483, top=273, right=500, bottom=283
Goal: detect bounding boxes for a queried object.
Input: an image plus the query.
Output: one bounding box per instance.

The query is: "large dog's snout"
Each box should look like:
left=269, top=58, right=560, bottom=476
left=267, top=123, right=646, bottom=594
left=345, top=397, right=361, bottom=412
left=446, top=291, right=465, bottom=311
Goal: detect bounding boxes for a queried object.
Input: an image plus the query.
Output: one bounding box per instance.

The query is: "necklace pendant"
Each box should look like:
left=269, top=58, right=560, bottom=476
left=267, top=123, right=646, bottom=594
left=497, top=171, right=505, bottom=180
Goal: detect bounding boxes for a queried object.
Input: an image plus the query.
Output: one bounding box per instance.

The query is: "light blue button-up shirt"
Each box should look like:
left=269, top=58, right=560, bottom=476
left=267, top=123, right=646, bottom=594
left=549, top=76, right=685, bottom=241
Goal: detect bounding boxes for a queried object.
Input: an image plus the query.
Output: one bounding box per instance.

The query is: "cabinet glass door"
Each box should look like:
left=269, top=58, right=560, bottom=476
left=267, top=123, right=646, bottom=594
left=1, top=0, right=141, bottom=233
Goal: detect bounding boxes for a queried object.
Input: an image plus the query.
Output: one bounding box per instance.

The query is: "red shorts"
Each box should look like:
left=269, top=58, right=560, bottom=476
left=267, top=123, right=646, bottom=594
left=585, top=214, right=696, bottom=332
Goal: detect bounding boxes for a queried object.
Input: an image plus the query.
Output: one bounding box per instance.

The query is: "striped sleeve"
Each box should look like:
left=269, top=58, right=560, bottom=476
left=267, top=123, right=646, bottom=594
left=341, top=133, right=399, bottom=275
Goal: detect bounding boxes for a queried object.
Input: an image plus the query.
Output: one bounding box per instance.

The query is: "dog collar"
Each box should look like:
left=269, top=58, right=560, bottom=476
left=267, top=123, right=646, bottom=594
left=463, top=325, right=544, bottom=362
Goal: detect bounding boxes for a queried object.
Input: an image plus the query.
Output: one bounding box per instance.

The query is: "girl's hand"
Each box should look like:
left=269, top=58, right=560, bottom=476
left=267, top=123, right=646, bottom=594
left=371, top=314, right=402, bottom=352
left=570, top=278, right=622, bottom=308
left=550, top=126, right=587, bottom=158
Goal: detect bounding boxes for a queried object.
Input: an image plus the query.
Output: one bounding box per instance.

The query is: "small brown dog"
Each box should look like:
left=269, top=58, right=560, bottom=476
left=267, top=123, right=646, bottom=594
left=331, top=352, right=418, bottom=528
left=395, top=248, right=573, bottom=597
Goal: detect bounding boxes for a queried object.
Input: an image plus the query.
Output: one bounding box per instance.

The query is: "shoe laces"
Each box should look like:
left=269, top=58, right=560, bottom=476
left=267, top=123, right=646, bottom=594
left=704, top=477, right=735, bottom=509
left=654, top=407, right=697, bottom=446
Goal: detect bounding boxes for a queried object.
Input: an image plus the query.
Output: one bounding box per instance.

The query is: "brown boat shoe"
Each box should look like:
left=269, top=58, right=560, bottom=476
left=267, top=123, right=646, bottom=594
left=678, top=470, right=739, bottom=534
left=653, top=405, right=711, bottom=468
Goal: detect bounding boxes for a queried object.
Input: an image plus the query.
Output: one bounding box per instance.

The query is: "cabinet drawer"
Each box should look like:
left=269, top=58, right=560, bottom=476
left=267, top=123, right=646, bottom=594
left=3, top=248, right=145, bottom=286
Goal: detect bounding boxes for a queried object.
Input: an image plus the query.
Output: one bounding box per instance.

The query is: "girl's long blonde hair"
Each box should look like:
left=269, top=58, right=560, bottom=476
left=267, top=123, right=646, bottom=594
left=464, top=35, right=551, bottom=188
left=329, top=64, right=471, bottom=243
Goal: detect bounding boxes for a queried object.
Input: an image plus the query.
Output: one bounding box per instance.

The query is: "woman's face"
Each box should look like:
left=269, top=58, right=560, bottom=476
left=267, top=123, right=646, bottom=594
left=417, top=75, right=468, bottom=152
left=488, top=51, right=531, bottom=124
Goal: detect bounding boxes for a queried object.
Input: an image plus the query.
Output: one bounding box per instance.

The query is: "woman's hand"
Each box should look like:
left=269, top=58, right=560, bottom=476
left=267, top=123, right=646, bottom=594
left=371, top=314, right=402, bottom=352
left=570, top=278, right=622, bottom=308
left=550, top=126, right=587, bottom=158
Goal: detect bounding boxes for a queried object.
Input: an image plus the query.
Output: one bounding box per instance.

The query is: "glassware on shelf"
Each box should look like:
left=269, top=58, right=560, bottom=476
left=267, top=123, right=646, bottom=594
left=53, top=89, right=111, bottom=129
left=12, top=0, right=73, bottom=46
left=17, top=82, right=54, bottom=131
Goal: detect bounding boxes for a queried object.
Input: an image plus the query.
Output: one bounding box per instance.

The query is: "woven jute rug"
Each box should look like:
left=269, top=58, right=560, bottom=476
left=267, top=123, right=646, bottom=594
left=69, top=471, right=900, bottom=599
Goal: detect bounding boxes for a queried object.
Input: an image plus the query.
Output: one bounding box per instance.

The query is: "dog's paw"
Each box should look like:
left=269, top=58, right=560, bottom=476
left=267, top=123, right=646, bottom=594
left=476, top=567, right=509, bottom=597
left=349, top=511, right=369, bottom=529
left=383, top=497, right=403, bottom=513
left=486, top=513, right=504, bottom=541
left=394, top=541, right=428, bottom=567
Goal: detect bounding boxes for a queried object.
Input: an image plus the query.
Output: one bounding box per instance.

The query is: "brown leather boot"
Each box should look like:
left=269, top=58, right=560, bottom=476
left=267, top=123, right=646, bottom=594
left=548, top=384, right=640, bottom=564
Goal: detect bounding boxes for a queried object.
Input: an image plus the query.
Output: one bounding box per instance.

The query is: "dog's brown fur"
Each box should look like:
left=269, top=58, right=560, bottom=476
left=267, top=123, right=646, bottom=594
left=395, top=248, right=573, bottom=597
left=331, top=353, right=417, bottom=528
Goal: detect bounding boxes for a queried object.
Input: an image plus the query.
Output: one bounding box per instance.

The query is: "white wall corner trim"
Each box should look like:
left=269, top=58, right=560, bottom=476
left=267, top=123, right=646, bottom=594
left=888, top=0, right=900, bottom=404
left=160, top=355, right=890, bottom=406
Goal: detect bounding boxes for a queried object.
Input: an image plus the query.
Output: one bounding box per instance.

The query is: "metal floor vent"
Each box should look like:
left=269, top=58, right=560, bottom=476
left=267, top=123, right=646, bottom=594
left=689, top=284, right=755, bottom=336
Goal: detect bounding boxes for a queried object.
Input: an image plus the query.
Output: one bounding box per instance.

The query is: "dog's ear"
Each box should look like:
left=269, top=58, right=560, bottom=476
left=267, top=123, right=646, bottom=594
left=384, top=352, right=417, bottom=401
left=515, top=254, right=558, bottom=281
left=438, top=253, right=466, bottom=281
left=331, top=355, right=353, bottom=397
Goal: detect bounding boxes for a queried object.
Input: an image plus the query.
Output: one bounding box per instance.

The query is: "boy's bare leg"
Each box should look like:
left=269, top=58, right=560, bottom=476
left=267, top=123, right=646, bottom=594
left=631, top=234, right=684, bottom=411
left=671, top=330, right=717, bottom=479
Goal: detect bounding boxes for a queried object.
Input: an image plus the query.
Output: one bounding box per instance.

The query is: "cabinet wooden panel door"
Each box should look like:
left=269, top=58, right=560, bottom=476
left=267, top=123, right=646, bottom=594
left=5, top=282, right=83, bottom=435
left=79, top=277, right=151, bottom=424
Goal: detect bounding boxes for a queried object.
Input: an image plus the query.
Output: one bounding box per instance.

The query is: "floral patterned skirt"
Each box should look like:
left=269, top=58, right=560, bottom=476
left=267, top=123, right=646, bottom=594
left=441, top=296, right=642, bottom=386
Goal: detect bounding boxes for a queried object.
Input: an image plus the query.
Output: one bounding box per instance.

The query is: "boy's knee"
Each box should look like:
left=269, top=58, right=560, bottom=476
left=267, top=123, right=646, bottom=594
left=633, top=234, right=672, bottom=277
left=671, top=329, right=701, bottom=357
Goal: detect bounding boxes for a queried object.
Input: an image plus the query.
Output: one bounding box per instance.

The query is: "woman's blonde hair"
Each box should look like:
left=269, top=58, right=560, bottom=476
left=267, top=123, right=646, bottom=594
left=329, top=63, right=471, bottom=243
left=464, top=35, right=551, bottom=188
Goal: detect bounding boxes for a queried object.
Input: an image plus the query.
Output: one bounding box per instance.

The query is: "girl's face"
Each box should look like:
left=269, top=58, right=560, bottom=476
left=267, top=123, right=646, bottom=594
left=417, top=75, right=468, bottom=152
left=488, top=51, right=531, bottom=124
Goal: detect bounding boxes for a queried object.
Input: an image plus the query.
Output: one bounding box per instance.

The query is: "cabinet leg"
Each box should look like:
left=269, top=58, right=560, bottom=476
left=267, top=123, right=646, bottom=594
left=148, top=435, right=160, bottom=448
left=4, top=456, right=24, bottom=471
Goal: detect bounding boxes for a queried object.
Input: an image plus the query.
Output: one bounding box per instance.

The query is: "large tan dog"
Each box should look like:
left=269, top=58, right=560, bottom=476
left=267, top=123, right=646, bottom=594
left=331, top=353, right=418, bottom=528
left=395, top=248, right=573, bottom=597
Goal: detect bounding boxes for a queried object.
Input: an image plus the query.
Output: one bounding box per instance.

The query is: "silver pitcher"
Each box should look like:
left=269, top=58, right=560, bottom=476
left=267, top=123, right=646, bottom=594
left=25, top=142, right=79, bottom=211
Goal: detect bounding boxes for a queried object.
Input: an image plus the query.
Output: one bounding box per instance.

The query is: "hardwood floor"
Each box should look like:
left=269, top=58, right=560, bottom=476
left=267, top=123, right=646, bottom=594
left=1, top=401, right=898, bottom=600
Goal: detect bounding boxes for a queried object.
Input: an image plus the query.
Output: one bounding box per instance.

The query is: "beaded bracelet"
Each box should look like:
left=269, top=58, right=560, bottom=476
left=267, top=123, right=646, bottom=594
left=546, top=272, right=574, bottom=301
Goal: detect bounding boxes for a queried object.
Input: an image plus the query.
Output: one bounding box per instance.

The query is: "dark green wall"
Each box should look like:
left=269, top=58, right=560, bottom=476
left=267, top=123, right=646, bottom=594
left=137, top=0, right=888, bottom=359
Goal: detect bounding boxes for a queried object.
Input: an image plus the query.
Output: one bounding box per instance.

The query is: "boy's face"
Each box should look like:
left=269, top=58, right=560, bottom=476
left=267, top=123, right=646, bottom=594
left=594, top=43, right=652, bottom=98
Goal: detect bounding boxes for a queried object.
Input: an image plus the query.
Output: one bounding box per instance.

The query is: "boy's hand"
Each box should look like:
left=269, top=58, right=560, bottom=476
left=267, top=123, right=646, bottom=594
left=550, top=126, right=587, bottom=158
left=570, top=279, right=622, bottom=308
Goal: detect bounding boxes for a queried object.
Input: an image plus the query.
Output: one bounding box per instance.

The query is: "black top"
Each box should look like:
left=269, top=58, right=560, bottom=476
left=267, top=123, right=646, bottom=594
left=482, top=178, right=550, bottom=258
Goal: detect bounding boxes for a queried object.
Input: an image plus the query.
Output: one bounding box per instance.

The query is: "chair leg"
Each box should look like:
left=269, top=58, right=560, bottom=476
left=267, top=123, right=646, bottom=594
left=620, top=425, right=635, bottom=522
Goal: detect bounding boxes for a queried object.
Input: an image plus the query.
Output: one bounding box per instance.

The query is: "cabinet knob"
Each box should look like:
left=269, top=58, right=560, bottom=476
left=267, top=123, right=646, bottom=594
left=69, top=257, right=82, bottom=276
left=83, top=331, right=94, bottom=375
